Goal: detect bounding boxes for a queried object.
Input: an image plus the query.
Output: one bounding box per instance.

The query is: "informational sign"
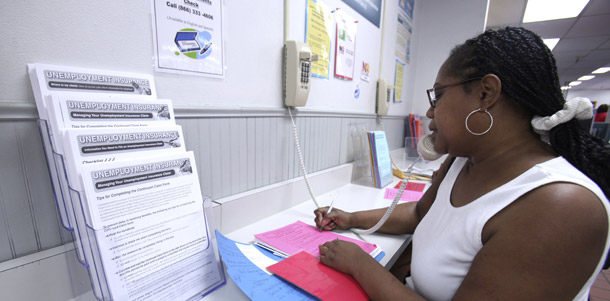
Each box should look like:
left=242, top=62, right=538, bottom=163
left=361, top=61, right=370, bottom=82
left=400, top=0, right=415, bottom=21
left=341, top=0, right=382, bottom=27
left=151, top=0, right=224, bottom=77
left=394, top=60, right=405, bottom=103
left=306, top=0, right=333, bottom=79
left=396, top=11, right=412, bottom=64
left=334, top=10, right=358, bottom=80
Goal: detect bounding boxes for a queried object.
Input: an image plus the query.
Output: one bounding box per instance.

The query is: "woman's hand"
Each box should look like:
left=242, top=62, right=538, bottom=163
left=314, top=207, right=354, bottom=231
left=319, top=239, right=371, bottom=274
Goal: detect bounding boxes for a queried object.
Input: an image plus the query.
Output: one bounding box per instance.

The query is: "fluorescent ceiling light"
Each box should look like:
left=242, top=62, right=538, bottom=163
left=578, top=75, right=595, bottom=81
left=523, top=0, right=589, bottom=23
left=543, top=38, right=559, bottom=51
left=592, top=67, right=610, bottom=74
left=560, top=86, right=571, bottom=90
left=569, top=81, right=582, bottom=86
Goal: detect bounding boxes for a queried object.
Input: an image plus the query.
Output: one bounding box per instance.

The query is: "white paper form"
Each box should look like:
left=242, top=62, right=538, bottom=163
left=81, top=152, right=224, bottom=300
left=45, top=94, right=176, bottom=270
left=46, top=94, right=174, bottom=228
left=80, top=151, right=203, bottom=230
left=46, top=93, right=175, bottom=161
left=97, top=209, right=223, bottom=301
left=62, top=125, right=186, bottom=229
left=28, top=63, right=158, bottom=234
left=28, top=64, right=157, bottom=121
left=48, top=92, right=175, bottom=131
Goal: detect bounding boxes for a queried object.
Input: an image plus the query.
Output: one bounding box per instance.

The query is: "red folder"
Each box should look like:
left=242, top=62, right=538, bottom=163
left=267, top=251, right=368, bottom=301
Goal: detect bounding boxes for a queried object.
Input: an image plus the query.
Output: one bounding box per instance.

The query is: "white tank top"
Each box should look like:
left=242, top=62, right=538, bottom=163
left=407, top=157, right=610, bottom=301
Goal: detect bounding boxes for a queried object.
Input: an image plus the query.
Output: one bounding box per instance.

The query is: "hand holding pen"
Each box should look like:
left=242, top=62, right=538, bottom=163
left=314, top=192, right=353, bottom=231
left=319, top=198, right=335, bottom=230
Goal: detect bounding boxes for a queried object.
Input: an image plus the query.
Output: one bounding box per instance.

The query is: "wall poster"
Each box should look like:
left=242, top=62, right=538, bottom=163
left=334, top=10, right=358, bottom=80
left=396, top=11, right=412, bottom=64
left=151, top=0, right=224, bottom=77
left=306, top=0, right=333, bottom=79
left=394, top=60, right=405, bottom=103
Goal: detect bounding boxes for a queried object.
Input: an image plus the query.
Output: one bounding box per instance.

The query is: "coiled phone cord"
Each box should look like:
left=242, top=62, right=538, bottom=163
left=352, top=156, right=421, bottom=235
left=288, top=107, right=320, bottom=209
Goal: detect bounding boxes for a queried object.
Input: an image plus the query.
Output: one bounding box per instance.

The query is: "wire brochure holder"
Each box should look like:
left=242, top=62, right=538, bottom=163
left=29, top=63, right=225, bottom=300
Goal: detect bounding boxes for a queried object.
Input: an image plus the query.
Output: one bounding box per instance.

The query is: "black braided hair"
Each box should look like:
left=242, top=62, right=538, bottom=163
left=444, top=27, right=610, bottom=202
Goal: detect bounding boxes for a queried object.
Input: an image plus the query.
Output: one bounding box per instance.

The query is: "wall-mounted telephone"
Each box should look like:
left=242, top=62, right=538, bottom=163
left=284, top=40, right=312, bottom=107
left=376, top=79, right=393, bottom=116
left=417, top=134, right=443, bottom=161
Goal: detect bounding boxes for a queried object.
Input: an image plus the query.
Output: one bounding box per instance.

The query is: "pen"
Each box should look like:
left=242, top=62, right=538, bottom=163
left=319, top=195, right=336, bottom=231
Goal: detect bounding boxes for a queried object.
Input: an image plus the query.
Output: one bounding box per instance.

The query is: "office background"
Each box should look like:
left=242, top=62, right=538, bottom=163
left=2, top=0, right=606, bottom=299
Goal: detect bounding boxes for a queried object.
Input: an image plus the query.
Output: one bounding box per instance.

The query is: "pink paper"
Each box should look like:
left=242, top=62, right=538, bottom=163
left=254, top=221, right=377, bottom=257
left=384, top=188, right=424, bottom=202
left=267, top=251, right=368, bottom=301
left=393, top=181, right=425, bottom=192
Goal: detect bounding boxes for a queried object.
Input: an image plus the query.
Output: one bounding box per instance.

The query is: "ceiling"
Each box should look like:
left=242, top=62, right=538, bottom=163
left=486, top=0, right=610, bottom=90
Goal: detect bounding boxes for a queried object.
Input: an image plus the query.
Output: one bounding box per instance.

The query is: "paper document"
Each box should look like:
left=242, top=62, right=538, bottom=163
left=367, top=131, right=393, bottom=188
left=254, top=220, right=381, bottom=258
left=80, top=151, right=202, bottom=230
left=97, top=210, right=223, bottom=300
left=215, top=230, right=315, bottom=301
left=384, top=188, right=424, bottom=202
left=62, top=125, right=186, bottom=228
left=267, top=251, right=368, bottom=301
left=48, top=92, right=174, bottom=131
left=28, top=63, right=156, bottom=120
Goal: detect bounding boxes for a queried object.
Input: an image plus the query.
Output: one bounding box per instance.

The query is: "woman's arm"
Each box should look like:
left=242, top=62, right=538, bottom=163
left=453, top=183, right=607, bottom=300
left=315, top=156, right=455, bottom=234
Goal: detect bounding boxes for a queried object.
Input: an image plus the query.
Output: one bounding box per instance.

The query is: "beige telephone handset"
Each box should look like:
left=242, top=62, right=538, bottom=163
left=284, top=40, right=313, bottom=107
left=418, top=134, right=443, bottom=161
left=353, top=134, right=443, bottom=235
left=376, top=79, right=393, bottom=116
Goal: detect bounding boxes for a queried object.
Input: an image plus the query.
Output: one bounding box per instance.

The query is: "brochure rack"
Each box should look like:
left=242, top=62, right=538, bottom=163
left=30, top=63, right=226, bottom=300
left=349, top=122, right=374, bottom=187
left=38, top=118, right=117, bottom=299
left=349, top=123, right=393, bottom=189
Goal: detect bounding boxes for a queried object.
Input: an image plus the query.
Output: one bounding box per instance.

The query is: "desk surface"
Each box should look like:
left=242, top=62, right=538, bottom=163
left=207, top=180, right=424, bottom=300
left=205, top=153, right=445, bottom=300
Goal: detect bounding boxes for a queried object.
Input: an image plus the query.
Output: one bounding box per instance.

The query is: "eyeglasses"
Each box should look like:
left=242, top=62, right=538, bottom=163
left=426, top=77, right=482, bottom=108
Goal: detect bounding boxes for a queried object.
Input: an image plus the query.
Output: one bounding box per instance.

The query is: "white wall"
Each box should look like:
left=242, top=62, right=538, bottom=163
left=407, top=0, right=489, bottom=116
left=0, top=1, right=390, bottom=115
left=568, top=89, right=610, bottom=107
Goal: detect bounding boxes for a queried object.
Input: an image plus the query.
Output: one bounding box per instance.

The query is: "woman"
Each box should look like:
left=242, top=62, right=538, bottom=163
left=314, top=27, right=610, bottom=300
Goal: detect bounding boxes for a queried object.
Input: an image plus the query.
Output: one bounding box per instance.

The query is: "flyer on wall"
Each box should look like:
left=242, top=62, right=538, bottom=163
left=151, top=0, right=224, bottom=77
left=394, top=60, right=405, bottom=103
left=306, top=0, right=333, bottom=79
left=400, top=0, right=415, bottom=22
left=395, top=11, right=413, bottom=64
left=334, top=10, right=357, bottom=80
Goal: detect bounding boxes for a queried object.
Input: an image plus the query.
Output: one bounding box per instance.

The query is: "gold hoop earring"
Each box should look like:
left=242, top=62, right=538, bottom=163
left=465, top=109, right=493, bottom=135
